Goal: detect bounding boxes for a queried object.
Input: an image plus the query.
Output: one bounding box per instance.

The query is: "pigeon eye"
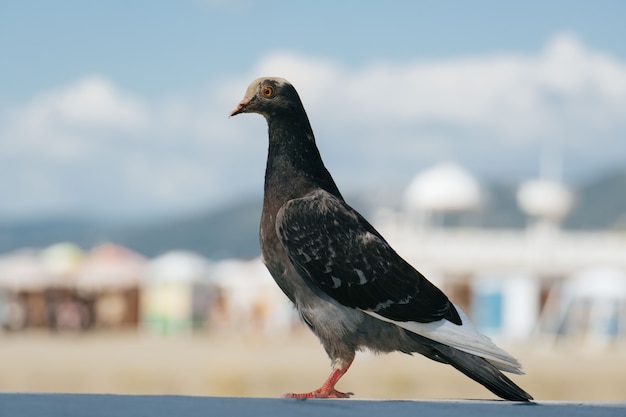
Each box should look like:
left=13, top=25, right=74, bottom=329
left=262, top=85, right=274, bottom=97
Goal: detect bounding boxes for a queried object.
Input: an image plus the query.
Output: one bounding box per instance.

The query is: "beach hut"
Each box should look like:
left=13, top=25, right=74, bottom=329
left=209, top=257, right=295, bottom=335
left=39, top=243, right=90, bottom=331
left=141, top=251, right=212, bottom=335
left=0, top=249, right=52, bottom=330
left=471, top=272, right=540, bottom=341
left=548, top=266, right=626, bottom=345
left=78, top=244, right=145, bottom=328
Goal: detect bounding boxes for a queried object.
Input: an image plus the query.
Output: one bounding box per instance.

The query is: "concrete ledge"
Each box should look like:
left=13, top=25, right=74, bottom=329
left=1, top=393, right=625, bottom=417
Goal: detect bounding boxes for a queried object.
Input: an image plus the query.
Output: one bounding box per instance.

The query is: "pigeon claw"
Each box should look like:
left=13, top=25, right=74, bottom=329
left=282, top=357, right=355, bottom=399
left=282, top=388, right=354, bottom=399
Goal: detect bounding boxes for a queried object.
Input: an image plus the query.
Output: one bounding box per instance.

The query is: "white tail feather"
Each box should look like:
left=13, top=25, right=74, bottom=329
left=366, top=305, right=524, bottom=374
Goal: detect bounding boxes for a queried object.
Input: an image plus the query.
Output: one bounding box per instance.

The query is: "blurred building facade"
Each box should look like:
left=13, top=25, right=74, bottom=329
left=377, top=162, right=626, bottom=344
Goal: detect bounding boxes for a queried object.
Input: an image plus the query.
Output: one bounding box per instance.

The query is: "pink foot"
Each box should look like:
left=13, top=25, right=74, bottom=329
left=282, top=388, right=354, bottom=399
left=283, top=357, right=355, bottom=399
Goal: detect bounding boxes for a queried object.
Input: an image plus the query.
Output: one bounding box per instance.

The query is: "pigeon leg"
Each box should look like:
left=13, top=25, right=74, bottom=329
left=283, top=357, right=354, bottom=399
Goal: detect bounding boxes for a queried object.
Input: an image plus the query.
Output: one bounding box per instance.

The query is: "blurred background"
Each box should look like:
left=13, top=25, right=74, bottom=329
left=1, top=0, right=626, bottom=401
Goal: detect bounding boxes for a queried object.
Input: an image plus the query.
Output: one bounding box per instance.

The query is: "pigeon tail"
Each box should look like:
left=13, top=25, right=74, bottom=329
left=430, top=341, right=534, bottom=402
left=366, top=305, right=524, bottom=374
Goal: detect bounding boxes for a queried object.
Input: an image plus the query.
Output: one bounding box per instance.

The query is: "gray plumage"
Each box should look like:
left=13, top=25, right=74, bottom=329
left=230, top=77, right=533, bottom=402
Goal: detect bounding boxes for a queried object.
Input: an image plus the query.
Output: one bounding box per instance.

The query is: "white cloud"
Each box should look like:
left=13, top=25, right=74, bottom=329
left=1, top=76, right=149, bottom=161
left=15, top=76, right=147, bottom=132
left=248, top=33, right=626, bottom=141
left=0, top=73, right=266, bottom=217
left=2, top=33, right=626, bottom=218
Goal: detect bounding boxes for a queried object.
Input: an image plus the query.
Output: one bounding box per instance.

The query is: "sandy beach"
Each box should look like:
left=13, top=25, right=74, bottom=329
left=0, top=329, right=624, bottom=401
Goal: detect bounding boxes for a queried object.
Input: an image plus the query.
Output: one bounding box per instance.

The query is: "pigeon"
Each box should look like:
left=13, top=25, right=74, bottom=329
left=230, top=77, right=533, bottom=402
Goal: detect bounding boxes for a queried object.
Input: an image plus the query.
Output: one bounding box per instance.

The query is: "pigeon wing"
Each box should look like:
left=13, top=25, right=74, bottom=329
left=276, top=189, right=461, bottom=325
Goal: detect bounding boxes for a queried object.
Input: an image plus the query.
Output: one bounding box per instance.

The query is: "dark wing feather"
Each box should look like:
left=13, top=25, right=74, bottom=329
left=276, top=189, right=461, bottom=325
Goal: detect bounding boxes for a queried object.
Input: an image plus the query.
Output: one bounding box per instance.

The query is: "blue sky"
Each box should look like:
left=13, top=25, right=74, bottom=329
left=1, top=1, right=625, bottom=219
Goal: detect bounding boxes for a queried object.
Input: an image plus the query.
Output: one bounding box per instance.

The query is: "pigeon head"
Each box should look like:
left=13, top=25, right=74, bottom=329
left=229, top=77, right=305, bottom=120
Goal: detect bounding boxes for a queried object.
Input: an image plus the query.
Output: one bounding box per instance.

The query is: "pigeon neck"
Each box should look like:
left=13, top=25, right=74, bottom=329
left=265, top=118, right=342, bottom=200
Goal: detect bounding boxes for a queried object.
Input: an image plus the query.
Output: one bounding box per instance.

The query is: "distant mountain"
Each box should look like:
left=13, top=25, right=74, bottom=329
left=476, top=183, right=527, bottom=229
left=0, top=217, right=109, bottom=252
left=0, top=200, right=264, bottom=260
left=1, top=170, right=625, bottom=259
left=111, top=199, right=263, bottom=259
left=476, top=170, right=626, bottom=230
left=564, top=169, right=626, bottom=230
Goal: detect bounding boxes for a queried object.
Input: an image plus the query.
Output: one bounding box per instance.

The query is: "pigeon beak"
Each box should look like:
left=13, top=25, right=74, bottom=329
left=229, top=98, right=250, bottom=117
